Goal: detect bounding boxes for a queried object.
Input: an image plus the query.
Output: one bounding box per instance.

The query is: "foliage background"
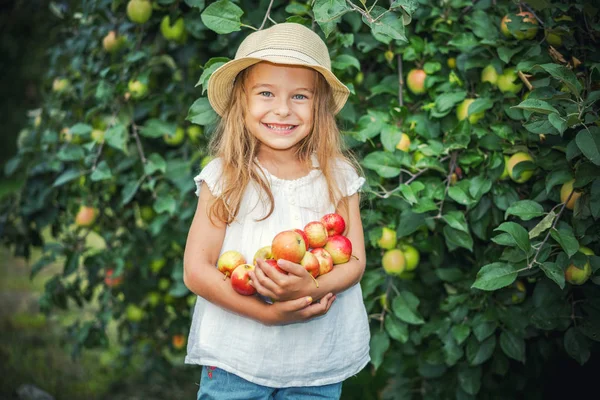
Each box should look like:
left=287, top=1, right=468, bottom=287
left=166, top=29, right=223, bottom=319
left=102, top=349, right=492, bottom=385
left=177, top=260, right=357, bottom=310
left=1, top=0, right=600, bottom=399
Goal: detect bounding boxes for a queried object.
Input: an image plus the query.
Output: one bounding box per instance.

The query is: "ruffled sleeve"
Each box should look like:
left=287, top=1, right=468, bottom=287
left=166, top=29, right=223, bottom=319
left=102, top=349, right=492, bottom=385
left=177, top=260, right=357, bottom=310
left=193, top=158, right=224, bottom=197
left=333, top=158, right=365, bottom=198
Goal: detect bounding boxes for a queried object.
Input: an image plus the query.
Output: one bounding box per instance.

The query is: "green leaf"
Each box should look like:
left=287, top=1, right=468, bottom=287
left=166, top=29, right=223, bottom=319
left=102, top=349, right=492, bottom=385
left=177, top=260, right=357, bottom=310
left=90, top=161, right=112, bottom=181
left=550, top=228, right=579, bottom=258
left=313, top=0, right=350, bottom=23
left=458, top=364, right=482, bottom=396
left=539, top=262, right=565, bottom=289
left=57, top=145, right=85, bottom=162
left=548, top=113, right=568, bottom=135
left=140, top=119, right=175, bottom=138
left=331, top=54, right=360, bottom=71
left=575, top=127, right=600, bottom=166
left=505, top=200, right=545, bottom=221
left=392, top=291, right=425, bottom=325
left=494, top=222, right=530, bottom=252
left=471, top=262, right=517, bottom=291
left=466, top=335, right=496, bottom=366
left=443, top=226, right=473, bottom=252
left=396, top=209, right=426, bottom=237
left=154, top=194, right=176, bottom=215
left=369, top=330, right=390, bottom=370
left=365, top=8, right=407, bottom=43
left=121, top=178, right=142, bottom=206
left=529, top=211, right=557, bottom=239
left=385, top=314, right=409, bottom=343
left=512, top=99, right=558, bottom=115
left=201, top=0, right=244, bottom=34
left=448, top=33, right=478, bottom=52
left=399, top=184, right=417, bottom=205
left=69, top=123, right=92, bottom=136
left=446, top=120, right=471, bottom=151
left=500, top=331, right=526, bottom=363
left=591, top=179, right=600, bottom=219
left=448, top=186, right=471, bottom=206
left=435, top=91, right=466, bottom=113
left=53, top=169, right=84, bottom=187
left=497, top=46, right=522, bottom=63
left=380, top=124, right=402, bottom=152
left=196, top=58, right=228, bottom=92
left=145, top=153, right=167, bottom=175
left=533, top=63, right=582, bottom=97
left=362, top=151, right=402, bottom=178
left=184, top=0, right=205, bottom=8
left=451, top=324, right=471, bottom=345
left=564, top=327, right=591, bottom=365
left=105, top=123, right=128, bottom=154
left=187, top=97, right=218, bottom=126
left=443, top=211, right=469, bottom=233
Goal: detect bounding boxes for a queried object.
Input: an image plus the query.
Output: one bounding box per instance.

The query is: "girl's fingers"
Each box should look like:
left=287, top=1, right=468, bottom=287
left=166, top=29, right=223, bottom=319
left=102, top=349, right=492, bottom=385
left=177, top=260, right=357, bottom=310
left=276, top=259, right=305, bottom=276
left=249, top=271, right=276, bottom=299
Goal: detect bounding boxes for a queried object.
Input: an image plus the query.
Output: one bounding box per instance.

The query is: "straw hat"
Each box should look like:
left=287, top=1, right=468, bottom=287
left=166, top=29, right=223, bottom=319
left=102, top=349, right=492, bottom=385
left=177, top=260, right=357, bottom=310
left=207, top=22, right=350, bottom=116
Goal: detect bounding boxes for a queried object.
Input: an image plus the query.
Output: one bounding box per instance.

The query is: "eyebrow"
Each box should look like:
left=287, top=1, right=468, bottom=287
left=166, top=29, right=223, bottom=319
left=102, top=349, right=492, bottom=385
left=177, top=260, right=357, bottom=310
left=250, top=83, right=314, bottom=93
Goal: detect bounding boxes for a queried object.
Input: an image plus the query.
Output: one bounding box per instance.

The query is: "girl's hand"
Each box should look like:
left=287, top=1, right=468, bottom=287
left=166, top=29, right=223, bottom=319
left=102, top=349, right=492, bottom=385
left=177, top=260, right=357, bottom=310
left=250, top=258, right=315, bottom=302
left=265, top=293, right=336, bottom=326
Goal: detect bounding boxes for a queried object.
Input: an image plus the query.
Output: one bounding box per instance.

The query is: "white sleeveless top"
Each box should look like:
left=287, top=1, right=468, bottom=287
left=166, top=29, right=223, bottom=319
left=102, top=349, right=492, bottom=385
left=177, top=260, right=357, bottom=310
left=184, top=156, right=371, bottom=388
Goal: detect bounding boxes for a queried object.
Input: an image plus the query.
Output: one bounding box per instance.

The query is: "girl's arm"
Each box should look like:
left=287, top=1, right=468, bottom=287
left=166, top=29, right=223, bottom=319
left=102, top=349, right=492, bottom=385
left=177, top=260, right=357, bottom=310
left=183, top=181, right=336, bottom=325
left=250, top=193, right=367, bottom=301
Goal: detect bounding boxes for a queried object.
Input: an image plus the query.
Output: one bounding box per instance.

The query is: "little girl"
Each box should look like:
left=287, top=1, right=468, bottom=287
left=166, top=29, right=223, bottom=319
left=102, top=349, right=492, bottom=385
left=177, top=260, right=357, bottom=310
left=183, top=22, right=370, bottom=399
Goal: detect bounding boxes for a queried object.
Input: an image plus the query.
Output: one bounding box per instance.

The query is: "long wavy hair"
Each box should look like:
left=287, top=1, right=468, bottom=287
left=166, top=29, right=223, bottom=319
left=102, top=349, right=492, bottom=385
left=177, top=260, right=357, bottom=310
left=207, top=64, right=360, bottom=225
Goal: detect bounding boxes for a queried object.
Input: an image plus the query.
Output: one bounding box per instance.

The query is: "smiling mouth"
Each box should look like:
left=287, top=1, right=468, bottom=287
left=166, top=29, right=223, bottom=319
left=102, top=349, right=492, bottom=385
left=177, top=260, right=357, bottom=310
left=262, top=123, right=298, bottom=132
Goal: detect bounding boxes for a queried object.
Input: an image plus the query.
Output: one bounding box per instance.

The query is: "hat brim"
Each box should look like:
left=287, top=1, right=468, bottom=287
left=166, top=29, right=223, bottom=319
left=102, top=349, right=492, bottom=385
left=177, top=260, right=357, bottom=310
left=207, top=56, right=350, bottom=116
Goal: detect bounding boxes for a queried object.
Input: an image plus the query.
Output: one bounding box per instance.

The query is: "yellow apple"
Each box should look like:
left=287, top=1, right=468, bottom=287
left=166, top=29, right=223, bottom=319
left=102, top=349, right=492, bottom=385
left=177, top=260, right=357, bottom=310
left=506, top=152, right=534, bottom=183
left=377, top=227, right=397, bottom=250
left=481, top=65, right=499, bottom=85
left=560, top=180, right=581, bottom=210
left=565, top=247, right=594, bottom=285
left=382, top=249, right=406, bottom=276
left=447, top=57, right=456, bottom=69
left=456, top=98, right=484, bottom=124
left=396, top=133, right=411, bottom=152
left=102, top=31, right=126, bottom=53
left=497, top=68, right=523, bottom=94
left=128, top=79, right=148, bottom=99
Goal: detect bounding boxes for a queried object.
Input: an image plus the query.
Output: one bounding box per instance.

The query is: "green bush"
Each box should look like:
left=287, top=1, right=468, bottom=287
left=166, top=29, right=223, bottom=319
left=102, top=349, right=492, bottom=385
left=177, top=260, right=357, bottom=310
left=2, top=0, right=599, bottom=398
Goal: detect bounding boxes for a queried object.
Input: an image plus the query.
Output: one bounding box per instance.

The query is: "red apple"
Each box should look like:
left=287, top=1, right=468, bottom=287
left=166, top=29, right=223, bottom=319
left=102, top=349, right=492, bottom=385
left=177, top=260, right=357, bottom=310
left=217, top=250, right=246, bottom=278
left=231, top=264, right=256, bottom=296
left=253, top=245, right=273, bottom=264
left=303, top=221, right=328, bottom=248
left=104, top=269, right=123, bottom=287
left=300, top=251, right=320, bottom=278
left=293, top=229, right=309, bottom=250
left=324, top=235, right=353, bottom=265
left=264, top=258, right=286, bottom=274
left=311, top=248, right=334, bottom=276
left=75, top=205, right=98, bottom=227
left=172, top=334, right=186, bottom=350
left=321, top=213, right=346, bottom=236
left=271, top=230, right=306, bottom=264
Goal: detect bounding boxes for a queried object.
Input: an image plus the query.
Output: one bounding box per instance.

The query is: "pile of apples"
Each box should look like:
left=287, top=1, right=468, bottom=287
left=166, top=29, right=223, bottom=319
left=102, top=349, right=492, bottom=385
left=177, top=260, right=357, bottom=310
left=217, top=213, right=353, bottom=296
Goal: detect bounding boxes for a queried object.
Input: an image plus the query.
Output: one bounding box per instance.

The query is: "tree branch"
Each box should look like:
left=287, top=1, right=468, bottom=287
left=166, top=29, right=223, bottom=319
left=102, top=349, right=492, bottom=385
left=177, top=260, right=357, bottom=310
left=259, top=0, right=275, bottom=30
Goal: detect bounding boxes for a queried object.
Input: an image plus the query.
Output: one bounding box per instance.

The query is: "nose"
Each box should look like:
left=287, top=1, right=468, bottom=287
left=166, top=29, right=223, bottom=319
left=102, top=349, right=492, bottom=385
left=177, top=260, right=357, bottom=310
left=274, top=97, right=291, bottom=117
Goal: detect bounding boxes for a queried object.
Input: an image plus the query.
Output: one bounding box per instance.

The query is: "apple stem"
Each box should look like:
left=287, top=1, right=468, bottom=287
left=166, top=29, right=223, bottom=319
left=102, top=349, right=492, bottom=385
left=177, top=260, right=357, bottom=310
left=223, top=273, right=228, bottom=281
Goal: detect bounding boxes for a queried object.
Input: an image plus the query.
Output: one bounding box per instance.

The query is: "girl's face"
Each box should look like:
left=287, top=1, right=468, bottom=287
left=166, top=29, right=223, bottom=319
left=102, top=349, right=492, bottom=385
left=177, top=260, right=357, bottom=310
left=243, top=62, right=316, bottom=156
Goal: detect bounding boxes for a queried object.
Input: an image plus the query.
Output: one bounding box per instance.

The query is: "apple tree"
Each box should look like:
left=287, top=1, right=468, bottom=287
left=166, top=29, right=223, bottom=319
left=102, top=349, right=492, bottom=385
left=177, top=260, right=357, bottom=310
left=1, top=0, right=599, bottom=398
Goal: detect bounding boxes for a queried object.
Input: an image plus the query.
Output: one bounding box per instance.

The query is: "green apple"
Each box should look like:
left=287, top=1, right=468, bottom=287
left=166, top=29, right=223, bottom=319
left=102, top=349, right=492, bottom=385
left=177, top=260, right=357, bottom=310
left=382, top=249, right=406, bottom=276
left=506, top=152, right=535, bottom=183
left=565, top=247, right=594, bottom=285
left=377, top=227, right=397, bottom=250
left=447, top=57, right=456, bottom=69
left=126, top=304, right=145, bottom=322
left=497, top=68, right=523, bottom=94
left=140, top=205, right=156, bottom=222
left=406, top=69, right=427, bottom=95
left=102, top=31, right=126, bottom=53
left=513, top=12, right=539, bottom=40
left=160, top=16, right=186, bottom=43
left=126, top=0, right=152, bottom=24
left=164, top=126, right=185, bottom=146
left=150, top=257, right=166, bottom=274
left=456, top=98, right=484, bottom=124
left=147, top=292, right=161, bottom=307
left=128, top=79, right=148, bottom=99
left=481, top=65, right=499, bottom=85
left=187, top=125, right=203, bottom=143
left=400, top=244, right=420, bottom=271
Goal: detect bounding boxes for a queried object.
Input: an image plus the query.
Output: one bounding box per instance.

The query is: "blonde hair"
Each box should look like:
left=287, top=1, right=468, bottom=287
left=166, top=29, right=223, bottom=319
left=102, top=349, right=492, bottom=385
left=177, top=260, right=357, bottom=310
left=207, top=65, right=360, bottom=225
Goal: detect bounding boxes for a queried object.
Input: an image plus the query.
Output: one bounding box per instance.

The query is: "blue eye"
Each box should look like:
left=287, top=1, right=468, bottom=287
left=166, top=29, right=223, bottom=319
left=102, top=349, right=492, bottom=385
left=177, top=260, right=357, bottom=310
left=293, top=94, right=308, bottom=100
left=259, top=91, right=273, bottom=97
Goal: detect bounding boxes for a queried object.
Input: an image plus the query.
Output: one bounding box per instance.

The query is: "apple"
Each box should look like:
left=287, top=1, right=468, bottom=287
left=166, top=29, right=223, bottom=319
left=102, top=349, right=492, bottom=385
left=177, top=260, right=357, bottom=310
left=158, top=278, right=170, bottom=291
left=187, top=125, right=203, bottom=143
left=147, top=291, right=161, bottom=307
left=382, top=249, right=406, bottom=276
left=500, top=15, right=512, bottom=37
left=513, top=12, right=539, bottom=40
left=506, top=152, right=535, bottom=183
left=140, top=205, right=156, bottom=222
left=104, top=269, right=123, bottom=287
left=75, top=205, right=98, bottom=227
left=377, top=227, right=397, bottom=250
left=565, top=247, right=594, bottom=285
left=379, top=293, right=389, bottom=310
left=272, top=230, right=306, bottom=263
left=354, top=72, right=364, bottom=86
left=126, top=0, right=152, bottom=24
left=300, top=251, right=321, bottom=277
left=545, top=30, right=562, bottom=47
left=263, top=258, right=286, bottom=274
left=323, top=235, right=352, bottom=265
left=150, top=257, right=166, bottom=274
left=52, top=78, right=70, bottom=93
left=231, top=264, right=256, bottom=296
left=172, top=334, right=186, bottom=350
left=396, top=133, right=411, bottom=152
left=253, top=245, right=273, bottom=264
left=499, top=155, right=511, bottom=180
left=481, top=65, right=499, bottom=85
left=160, top=16, right=186, bottom=43
left=497, top=68, right=523, bottom=94
left=400, top=244, right=420, bottom=271
left=384, top=50, right=395, bottom=63
left=217, top=250, right=246, bottom=278
left=128, top=79, right=148, bottom=99
left=511, top=280, right=526, bottom=304
left=310, top=248, right=333, bottom=276
left=102, top=31, right=125, bottom=53
left=320, top=213, right=346, bottom=236
left=447, top=57, right=456, bottom=69
left=164, top=126, right=185, bottom=146
left=406, top=68, right=426, bottom=95
left=304, top=221, right=328, bottom=248
left=456, top=98, right=484, bottom=124
left=293, top=229, right=310, bottom=250
left=560, top=179, right=581, bottom=210
left=126, top=304, right=145, bottom=322
left=91, top=129, right=105, bottom=144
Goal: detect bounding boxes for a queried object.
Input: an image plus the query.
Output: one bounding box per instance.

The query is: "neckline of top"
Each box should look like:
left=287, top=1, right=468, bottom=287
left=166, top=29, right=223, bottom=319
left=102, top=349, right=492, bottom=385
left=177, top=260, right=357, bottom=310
left=255, top=154, right=321, bottom=184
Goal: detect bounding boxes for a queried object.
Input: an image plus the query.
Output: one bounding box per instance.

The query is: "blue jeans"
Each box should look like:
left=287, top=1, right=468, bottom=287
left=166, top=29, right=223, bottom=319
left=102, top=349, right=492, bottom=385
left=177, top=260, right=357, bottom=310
left=197, top=366, right=343, bottom=400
